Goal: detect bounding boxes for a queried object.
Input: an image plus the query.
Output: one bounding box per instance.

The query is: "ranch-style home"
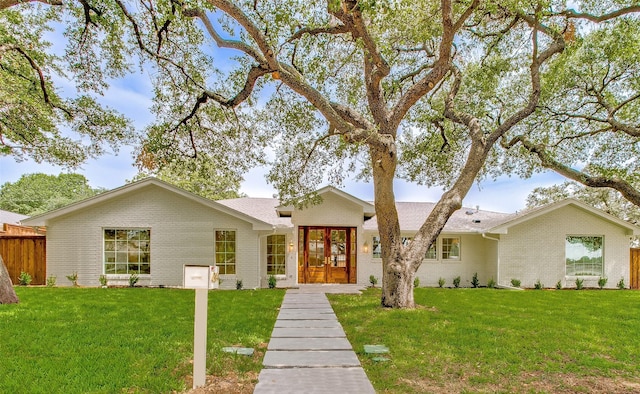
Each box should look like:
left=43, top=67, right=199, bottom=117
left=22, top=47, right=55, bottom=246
left=21, top=177, right=639, bottom=289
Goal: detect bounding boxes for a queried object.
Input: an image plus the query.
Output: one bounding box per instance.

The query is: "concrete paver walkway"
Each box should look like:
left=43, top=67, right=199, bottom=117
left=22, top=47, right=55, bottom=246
left=254, top=285, right=375, bottom=394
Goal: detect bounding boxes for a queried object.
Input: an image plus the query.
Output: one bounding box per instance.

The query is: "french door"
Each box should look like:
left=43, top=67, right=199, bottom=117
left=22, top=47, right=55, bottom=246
left=298, top=226, right=357, bottom=284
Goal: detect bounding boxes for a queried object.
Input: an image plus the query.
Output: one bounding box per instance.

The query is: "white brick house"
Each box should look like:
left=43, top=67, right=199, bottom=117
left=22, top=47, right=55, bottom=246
left=22, top=178, right=638, bottom=289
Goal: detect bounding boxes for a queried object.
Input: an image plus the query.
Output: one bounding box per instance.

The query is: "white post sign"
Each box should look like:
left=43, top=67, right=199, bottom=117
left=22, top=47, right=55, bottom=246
left=183, top=265, right=212, bottom=389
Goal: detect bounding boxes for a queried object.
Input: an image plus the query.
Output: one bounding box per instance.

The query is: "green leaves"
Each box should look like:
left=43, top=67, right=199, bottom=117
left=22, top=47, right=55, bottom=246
left=0, top=173, right=105, bottom=215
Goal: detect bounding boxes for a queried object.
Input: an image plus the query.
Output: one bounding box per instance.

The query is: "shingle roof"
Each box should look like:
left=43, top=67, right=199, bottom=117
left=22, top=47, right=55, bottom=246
left=0, top=209, right=28, bottom=225
left=363, top=202, right=515, bottom=233
left=217, top=197, right=515, bottom=233
left=217, top=197, right=291, bottom=228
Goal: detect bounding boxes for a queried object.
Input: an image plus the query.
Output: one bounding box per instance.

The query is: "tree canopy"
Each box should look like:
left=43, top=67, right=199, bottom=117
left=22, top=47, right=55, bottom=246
left=132, top=155, right=244, bottom=200
left=0, top=173, right=104, bottom=215
left=527, top=181, right=640, bottom=226
left=3, top=0, right=640, bottom=307
left=0, top=1, right=133, bottom=166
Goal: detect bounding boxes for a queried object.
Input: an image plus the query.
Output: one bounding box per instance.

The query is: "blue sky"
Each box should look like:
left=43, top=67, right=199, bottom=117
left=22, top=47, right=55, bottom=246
left=0, top=19, right=568, bottom=214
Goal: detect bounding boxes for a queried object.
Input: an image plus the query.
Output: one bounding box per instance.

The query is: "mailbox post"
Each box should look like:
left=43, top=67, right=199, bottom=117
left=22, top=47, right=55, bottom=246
left=183, top=265, right=213, bottom=389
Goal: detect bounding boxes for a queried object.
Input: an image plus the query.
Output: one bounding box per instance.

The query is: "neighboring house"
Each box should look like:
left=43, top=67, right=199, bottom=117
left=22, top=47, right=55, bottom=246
left=21, top=178, right=639, bottom=289
left=0, top=209, right=28, bottom=230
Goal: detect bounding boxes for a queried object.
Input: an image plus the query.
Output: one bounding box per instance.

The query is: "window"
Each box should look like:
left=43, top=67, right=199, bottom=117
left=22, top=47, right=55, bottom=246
left=215, top=230, right=236, bottom=275
left=566, top=236, right=603, bottom=276
left=442, top=237, right=460, bottom=260
left=104, top=229, right=150, bottom=275
left=425, top=242, right=437, bottom=259
left=372, top=236, right=437, bottom=260
left=372, top=236, right=382, bottom=259
left=267, top=234, right=286, bottom=275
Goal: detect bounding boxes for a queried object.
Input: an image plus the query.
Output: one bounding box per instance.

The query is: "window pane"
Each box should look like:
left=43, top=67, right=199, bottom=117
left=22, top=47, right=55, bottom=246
left=372, top=236, right=381, bottom=259
left=215, top=230, right=236, bottom=275
left=442, top=237, right=460, bottom=260
left=426, top=243, right=437, bottom=259
left=566, top=236, right=603, bottom=276
left=267, top=234, right=286, bottom=276
left=104, top=229, right=151, bottom=275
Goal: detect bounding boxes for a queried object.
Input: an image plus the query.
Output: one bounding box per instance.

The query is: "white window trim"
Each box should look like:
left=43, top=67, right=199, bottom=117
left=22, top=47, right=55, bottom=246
left=564, top=234, right=604, bottom=278
left=102, top=227, right=151, bottom=276
left=441, top=236, right=461, bottom=261
left=371, top=235, right=440, bottom=262
left=214, top=228, right=237, bottom=276
left=266, top=234, right=287, bottom=277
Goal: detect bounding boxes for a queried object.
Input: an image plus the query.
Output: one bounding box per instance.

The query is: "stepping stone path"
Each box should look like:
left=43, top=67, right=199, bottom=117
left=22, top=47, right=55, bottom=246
left=254, top=287, right=375, bottom=394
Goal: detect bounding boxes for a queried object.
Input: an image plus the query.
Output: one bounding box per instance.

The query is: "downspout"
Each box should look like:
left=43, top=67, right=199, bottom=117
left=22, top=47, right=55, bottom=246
left=482, top=233, right=500, bottom=285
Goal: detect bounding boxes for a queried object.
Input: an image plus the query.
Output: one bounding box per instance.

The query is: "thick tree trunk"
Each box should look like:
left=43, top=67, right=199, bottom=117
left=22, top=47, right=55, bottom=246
left=370, top=140, right=418, bottom=308
left=381, top=257, right=416, bottom=308
left=0, top=256, right=19, bottom=304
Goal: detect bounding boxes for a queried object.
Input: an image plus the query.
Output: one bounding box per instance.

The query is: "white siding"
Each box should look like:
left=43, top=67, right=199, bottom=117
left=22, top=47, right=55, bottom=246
left=45, top=184, right=260, bottom=288
left=361, top=233, right=497, bottom=287
left=498, top=204, right=630, bottom=289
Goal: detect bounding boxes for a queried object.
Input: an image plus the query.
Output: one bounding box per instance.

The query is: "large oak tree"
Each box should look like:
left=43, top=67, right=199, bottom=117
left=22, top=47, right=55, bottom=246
left=4, top=0, right=640, bottom=308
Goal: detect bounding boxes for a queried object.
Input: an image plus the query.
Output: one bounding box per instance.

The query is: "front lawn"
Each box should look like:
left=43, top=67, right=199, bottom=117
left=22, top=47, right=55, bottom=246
left=330, top=288, right=640, bottom=393
left=0, top=287, right=283, bottom=393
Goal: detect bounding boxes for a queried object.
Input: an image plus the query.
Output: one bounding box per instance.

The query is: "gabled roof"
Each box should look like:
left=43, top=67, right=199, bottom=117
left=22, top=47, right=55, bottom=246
left=21, top=178, right=274, bottom=230
left=486, top=198, right=639, bottom=235
left=276, top=186, right=376, bottom=219
left=363, top=202, right=514, bottom=233
left=0, top=209, right=28, bottom=225
left=217, top=197, right=291, bottom=228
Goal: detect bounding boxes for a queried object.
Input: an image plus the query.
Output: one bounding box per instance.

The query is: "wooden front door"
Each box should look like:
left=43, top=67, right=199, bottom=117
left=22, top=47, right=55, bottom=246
left=298, top=227, right=357, bottom=284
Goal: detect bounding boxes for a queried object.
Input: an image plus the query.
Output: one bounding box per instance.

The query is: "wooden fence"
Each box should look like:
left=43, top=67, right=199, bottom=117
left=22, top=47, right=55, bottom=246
left=632, top=248, right=640, bottom=290
left=0, top=236, right=46, bottom=285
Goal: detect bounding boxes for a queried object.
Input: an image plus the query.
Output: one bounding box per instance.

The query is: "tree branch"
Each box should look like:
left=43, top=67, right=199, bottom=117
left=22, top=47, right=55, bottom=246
left=504, top=135, right=640, bottom=207
left=1, top=44, right=51, bottom=104
left=389, top=0, right=478, bottom=131
left=556, top=6, right=640, bottom=22
left=287, top=24, right=350, bottom=43
left=0, top=0, right=61, bottom=10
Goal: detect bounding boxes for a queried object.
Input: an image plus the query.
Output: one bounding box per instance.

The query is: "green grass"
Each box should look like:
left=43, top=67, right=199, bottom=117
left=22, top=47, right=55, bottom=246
left=330, top=288, right=640, bottom=393
left=0, top=287, right=284, bottom=393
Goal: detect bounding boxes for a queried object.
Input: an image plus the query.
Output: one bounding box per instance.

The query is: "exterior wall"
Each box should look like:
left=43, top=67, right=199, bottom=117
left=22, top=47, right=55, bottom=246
left=45, top=184, right=260, bottom=288
left=290, top=193, right=367, bottom=285
left=360, top=232, right=497, bottom=287
left=498, top=205, right=630, bottom=289
left=257, top=230, right=297, bottom=288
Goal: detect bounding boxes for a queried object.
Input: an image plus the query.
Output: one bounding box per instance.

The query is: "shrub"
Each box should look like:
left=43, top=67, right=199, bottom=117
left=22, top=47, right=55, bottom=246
left=487, top=277, right=496, bottom=288
left=99, top=275, right=108, bottom=287
left=66, top=272, right=79, bottom=286
left=438, top=277, right=445, bottom=288
left=46, top=276, right=57, bottom=287
left=18, top=271, right=32, bottom=286
left=617, top=277, right=626, bottom=290
left=510, top=278, right=521, bottom=288
left=555, top=280, right=562, bottom=290
left=129, top=273, right=139, bottom=288
left=534, top=279, right=543, bottom=290
left=268, top=275, right=277, bottom=289
left=236, top=279, right=243, bottom=290
left=453, top=276, right=461, bottom=288
left=575, top=278, right=584, bottom=290
left=597, top=277, right=608, bottom=289
left=471, top=272, right=479, bottom=288
left=369, top=275, right=378, bottom=287
left=413, top=277, right=420, bottom=288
